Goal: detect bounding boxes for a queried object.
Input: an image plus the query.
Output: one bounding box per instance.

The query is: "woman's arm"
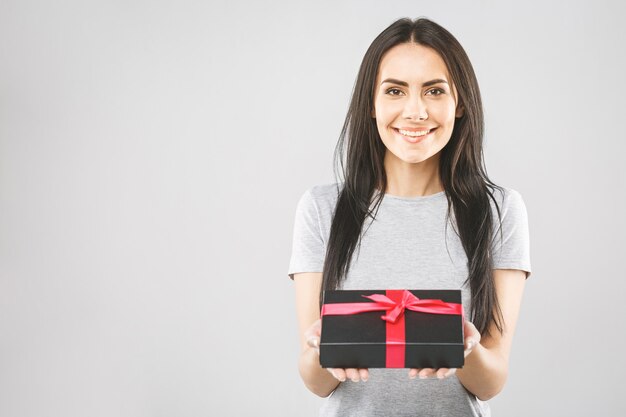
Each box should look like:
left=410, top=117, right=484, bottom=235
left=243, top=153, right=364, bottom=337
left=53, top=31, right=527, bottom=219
left=294, top=272, right=341, bottom=397
left=455, top=268, right=527, bottom=400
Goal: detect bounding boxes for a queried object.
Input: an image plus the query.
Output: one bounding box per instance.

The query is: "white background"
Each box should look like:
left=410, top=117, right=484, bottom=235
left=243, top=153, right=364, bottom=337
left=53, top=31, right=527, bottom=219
left=1, top=0, right=625, bottom=416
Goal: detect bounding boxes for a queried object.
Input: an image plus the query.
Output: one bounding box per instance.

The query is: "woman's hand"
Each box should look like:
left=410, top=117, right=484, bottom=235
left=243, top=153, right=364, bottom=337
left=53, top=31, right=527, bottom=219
left=407, top=320, right=481, bottom=379
left=304, top=318, right=370, bottom=383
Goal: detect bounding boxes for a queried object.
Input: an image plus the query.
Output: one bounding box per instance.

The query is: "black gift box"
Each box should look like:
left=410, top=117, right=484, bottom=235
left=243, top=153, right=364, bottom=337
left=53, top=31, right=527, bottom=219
left=319, top=289, right=465, bottom=369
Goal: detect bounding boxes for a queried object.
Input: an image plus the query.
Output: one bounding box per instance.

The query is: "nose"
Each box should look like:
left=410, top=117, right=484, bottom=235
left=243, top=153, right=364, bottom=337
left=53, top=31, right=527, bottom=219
left=403, top=94, right=428, bottom=121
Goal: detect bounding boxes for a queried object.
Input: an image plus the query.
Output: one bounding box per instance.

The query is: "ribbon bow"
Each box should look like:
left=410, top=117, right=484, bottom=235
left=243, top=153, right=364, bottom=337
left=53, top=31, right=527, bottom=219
left=363, top=290, right=463, bottom=323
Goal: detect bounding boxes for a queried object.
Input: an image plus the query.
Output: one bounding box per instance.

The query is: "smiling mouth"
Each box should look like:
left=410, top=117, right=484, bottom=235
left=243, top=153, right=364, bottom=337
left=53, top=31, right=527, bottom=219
left=393, top=127, right=437, bottom=140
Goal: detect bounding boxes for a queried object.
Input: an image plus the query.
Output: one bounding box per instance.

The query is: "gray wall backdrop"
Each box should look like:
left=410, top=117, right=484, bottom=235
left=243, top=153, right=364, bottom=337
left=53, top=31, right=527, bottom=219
left=1, top=0, right=625, bottom=416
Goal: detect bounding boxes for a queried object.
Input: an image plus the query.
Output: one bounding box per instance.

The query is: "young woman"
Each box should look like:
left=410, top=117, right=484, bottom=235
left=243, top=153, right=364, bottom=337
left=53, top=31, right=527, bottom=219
left=288, top=17, right=531, bottom=416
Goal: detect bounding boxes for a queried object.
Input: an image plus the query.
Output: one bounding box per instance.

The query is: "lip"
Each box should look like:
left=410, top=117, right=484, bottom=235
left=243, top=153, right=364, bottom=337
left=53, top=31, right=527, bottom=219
left=395, top=126, right=435, bottom=132
left=393, top=127, right=437, bottom=144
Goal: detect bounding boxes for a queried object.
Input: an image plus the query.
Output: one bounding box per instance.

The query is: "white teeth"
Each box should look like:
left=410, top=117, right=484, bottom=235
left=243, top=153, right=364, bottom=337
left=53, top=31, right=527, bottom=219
left=397, top=128, right=431, bottom=137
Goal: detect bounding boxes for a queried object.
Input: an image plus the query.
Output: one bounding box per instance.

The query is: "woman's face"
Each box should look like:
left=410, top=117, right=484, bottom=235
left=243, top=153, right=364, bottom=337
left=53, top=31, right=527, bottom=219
left=372, top=43, right=464, bottom=167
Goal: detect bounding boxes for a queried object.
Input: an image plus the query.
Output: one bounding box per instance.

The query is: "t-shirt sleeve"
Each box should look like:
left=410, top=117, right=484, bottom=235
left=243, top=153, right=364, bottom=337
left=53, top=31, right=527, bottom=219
left=491, top=189, right=532, bottom=278
left=287, top=188, right=326, bottom=280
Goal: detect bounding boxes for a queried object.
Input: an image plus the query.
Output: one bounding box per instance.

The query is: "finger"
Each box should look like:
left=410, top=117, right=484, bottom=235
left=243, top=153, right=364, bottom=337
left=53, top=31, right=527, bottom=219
left=464, top=320, right=481, bottom=344
left=408, top=368, right=420, bottom=379
left=464, top=337, right=478, bottom=357
left=304, top=319, right=322, bottom=339
left=435, top=368, right=449, bottom=379
left=306, top=336, right=319, bottom=348
left=345, top=368, right=360, bottom=382
left=418, top=368, right=435, bottom=379
left=306, top=336, right=320, bottom=354
left=328, top=368, right=346, bottom=382
left=358, top=368, right=369, bottom=382
left=444, top=368, right=457, bottom=378
left=313, top=319, right=322, bottom=336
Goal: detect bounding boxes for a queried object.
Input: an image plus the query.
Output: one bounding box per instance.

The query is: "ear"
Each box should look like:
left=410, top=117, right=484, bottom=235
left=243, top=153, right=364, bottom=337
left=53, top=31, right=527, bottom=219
left=371, top=108, right=376, bottom=118
left=455, top=104, right=465, bottom=118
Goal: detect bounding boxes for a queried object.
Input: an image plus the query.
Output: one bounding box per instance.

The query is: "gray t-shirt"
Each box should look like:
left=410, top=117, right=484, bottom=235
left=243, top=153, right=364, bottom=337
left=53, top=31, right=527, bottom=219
left=288, top=183, right=531, bottom=417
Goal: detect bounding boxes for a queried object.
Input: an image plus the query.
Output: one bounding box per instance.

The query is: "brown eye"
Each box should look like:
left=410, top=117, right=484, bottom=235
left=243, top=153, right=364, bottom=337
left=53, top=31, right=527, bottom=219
left=426, top=88, right=445, bottom=96
left=386, top=88, right=404, bottom=96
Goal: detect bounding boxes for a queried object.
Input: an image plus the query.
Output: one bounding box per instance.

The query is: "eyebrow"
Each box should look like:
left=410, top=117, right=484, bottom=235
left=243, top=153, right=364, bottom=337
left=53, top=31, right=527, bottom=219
left=381, top=78, right=449, bottom=87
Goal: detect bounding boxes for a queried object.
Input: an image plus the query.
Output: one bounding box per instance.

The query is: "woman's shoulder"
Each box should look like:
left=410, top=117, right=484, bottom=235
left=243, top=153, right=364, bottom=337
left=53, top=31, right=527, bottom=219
left=297, top=182, right=342, bottom=211
left=306, top=182, right=342, bottom=200
left=488, top=185, right=528, bottom=215
left=487, top=186, right=530, bottom=240
left=292, top=183, right=342, bottom=240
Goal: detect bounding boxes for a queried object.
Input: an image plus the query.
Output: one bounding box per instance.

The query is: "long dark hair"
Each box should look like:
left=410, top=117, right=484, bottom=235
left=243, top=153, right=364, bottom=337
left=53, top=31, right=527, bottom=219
left=321, top=17, right=506, bottom=336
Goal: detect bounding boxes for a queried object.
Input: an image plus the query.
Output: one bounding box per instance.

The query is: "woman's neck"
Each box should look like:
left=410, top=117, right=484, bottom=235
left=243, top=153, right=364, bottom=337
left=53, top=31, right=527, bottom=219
left=383, top=153, right=443, bottom=197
